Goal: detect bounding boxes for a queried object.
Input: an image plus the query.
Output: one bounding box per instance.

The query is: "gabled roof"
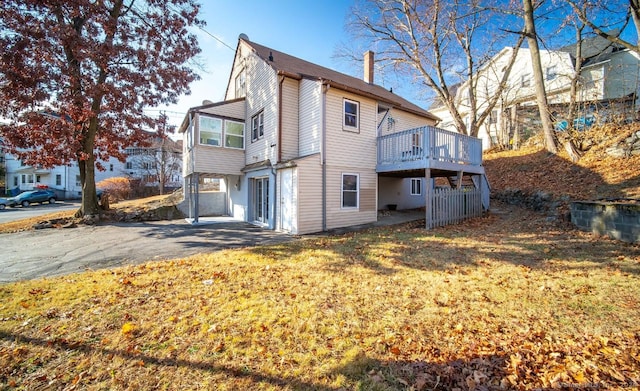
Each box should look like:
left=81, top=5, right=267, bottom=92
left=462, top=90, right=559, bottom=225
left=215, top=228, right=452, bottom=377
left=559, top=31, right=626, bottom=66
left=241, top=38, right=438, bottom=121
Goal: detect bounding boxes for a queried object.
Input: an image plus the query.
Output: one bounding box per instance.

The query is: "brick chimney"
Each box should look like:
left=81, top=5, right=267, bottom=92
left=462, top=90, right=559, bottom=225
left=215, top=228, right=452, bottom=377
left=364, top=50, right=374, bottom=84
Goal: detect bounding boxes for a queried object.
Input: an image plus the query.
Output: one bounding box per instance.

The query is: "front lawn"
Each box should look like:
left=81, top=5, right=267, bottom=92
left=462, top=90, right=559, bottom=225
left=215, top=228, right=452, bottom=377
left=1, top=203, right=639, bottom=390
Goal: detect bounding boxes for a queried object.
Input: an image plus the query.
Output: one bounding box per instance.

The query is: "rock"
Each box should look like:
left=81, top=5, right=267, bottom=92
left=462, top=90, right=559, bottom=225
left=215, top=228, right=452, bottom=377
left=33, top=221, right=54, bottom=229
left=606, top=145, right=627, bottom=158
left=82, top=214, right=100, bottom=225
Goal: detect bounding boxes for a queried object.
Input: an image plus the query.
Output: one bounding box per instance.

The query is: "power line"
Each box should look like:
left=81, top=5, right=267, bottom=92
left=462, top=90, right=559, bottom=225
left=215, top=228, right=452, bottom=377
left=198, top=26, right=236, bottom=52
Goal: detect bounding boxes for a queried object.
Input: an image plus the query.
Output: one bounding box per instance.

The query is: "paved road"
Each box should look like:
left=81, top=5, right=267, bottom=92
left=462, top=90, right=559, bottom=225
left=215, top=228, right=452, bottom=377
left=0, top=201, right=80, bottom=224
left=0, top=219, right=295, bottom=283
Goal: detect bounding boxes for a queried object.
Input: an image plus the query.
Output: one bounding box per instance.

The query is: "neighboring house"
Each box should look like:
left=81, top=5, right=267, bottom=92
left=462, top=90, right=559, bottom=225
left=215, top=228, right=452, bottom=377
left=3, top=154, right=124, bottom=199
left=3, top=132, right=182, bottom=199
left=432, top=35, right=640, bottom=150
left=124, top=134, right=183, bottom=194
left=180, top=35, right=489, bottom=234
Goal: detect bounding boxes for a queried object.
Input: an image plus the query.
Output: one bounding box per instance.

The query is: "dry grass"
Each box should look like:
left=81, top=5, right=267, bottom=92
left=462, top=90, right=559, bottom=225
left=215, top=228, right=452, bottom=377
left=0, top=193, right=180, bottom=234
left=1, top=204, right=639, bottom=390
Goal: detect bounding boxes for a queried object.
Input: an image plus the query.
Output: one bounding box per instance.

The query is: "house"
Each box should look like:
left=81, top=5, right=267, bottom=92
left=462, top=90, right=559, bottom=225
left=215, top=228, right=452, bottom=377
left=3, top=132, right=182, bottom=199
left=431, top=35, right=640, bottom=150
left=180, top=35, right=489, bottom=234
left=124, top=134, right=183, bottom=195
left=3, top=153, right=125, bottom=199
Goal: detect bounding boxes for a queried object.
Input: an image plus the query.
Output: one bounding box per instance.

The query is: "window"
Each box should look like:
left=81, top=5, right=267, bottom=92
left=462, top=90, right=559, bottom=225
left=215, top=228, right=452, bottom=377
left=251, top=111, right=264, bottom=141
left=126, top=161, right=133, bottom=170
left=13, top=176, right=18, bottom=187
left=341, top=173, right=359, bottom=208
left=343, top=99, right=359, bottom=131
left=109, top=164, right=114, bottom=172
left=199, top=115, right=222, bottom=146
left=490, top=110, right=498, bottom=124
left=76, top=175, right=81, bottom=187
left=521, top=74, right=530, bottom=87
left=56, top=174, right=62, bottom=186
left=410, top=178, right=422, bottom=196
left=36, top=175, right=41, bottom=183
left=235, top=70, right=246, bottom=98
left=27, top=175, right=34, bottom=184
left=21, top=174, right=25, bottom=184
left=225, top=120, right=245, bottom=149
left=546, top=65, right=557, bottom=81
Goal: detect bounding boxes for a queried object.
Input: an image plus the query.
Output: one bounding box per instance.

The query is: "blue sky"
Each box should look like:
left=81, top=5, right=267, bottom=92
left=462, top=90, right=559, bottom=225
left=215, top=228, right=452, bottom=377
left=156, top=0, right=361, bottom=128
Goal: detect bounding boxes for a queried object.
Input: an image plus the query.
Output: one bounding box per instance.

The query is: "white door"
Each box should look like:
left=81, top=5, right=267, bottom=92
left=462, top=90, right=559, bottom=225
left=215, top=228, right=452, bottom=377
left=280, top=169, right=294, bottom=232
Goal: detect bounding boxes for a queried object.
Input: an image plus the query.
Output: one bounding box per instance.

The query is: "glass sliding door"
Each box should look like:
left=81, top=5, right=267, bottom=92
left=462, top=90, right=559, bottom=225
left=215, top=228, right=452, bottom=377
left=253, top=177, right=269, bottom=224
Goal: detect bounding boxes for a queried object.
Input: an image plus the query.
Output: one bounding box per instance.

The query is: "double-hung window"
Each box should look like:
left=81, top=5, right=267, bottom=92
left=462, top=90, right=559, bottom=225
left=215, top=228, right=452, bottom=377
left=341, top=173, right=359, bottom=209
left=225, top=120, right=245, bottom=149
left=410, top=178, right=422, bottom=196
left=546, top=65, right=557, bottom=81
left=252, top=111, right=264, bottom=142
left=199, top=116, right=222, bottom=146
left=235, top=69, right=246, bottom=98
left=343, top=99, right=359, bottom=131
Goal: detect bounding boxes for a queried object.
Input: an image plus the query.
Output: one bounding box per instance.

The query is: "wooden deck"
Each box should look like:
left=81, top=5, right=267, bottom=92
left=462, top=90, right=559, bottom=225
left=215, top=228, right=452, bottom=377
left=376, top=126, right=484, bottom=176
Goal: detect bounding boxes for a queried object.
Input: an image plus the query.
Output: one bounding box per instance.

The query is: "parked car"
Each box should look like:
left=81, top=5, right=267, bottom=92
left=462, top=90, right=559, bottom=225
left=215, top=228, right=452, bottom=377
left=0, top=197, right=8, bottom=210
left=8, top=190, right=57, bottom=207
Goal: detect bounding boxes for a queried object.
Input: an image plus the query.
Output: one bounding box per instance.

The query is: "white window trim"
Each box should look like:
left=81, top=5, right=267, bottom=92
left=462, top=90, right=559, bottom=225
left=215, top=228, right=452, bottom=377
left=343, top=98, right=360, bottom=132
left=224, top=119, right=245, bottom=150
left=410, top=178, right=422, bottom=196
left=251, top=111, right=264, bottom=142
left=199, top=115, right=222, bottom=147
left=341, top=173, right=359, bottom=209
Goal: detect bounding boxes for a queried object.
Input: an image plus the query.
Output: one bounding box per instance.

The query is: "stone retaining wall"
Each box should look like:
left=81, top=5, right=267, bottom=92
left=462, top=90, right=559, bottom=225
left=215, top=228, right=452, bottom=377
left=571, top=201, right=640, bottom=244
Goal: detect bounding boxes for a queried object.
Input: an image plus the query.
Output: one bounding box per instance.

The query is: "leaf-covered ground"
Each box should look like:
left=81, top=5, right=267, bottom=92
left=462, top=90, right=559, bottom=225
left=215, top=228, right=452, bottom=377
left=1, top=203, right=639, bottom=390
left=484, top=124, right=640, bottom=200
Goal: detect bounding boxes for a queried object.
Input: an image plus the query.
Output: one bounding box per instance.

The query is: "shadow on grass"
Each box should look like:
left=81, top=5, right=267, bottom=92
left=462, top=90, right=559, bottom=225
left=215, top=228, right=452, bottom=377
left=246, top=205, right=640, bottom=276
left=0, top=329, right=519, bottom=390
left=6, top=329, right=634, bottom=390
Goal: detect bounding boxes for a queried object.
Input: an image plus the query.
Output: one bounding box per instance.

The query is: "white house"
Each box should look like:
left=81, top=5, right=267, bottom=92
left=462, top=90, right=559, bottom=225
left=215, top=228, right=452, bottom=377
left=3, top=154, right=124, bottom=199
left=180, top=35, right=489, bottom=234
left=3, top=133, right=182, bottom=199
left=124, top=134, right=183, bottom=194
left=431, top=36, right=640, bottom=149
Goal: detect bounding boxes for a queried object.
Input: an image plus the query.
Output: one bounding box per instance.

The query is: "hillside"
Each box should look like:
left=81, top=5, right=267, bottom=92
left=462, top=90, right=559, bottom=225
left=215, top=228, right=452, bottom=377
left=484, top=123, right=640, bottom=208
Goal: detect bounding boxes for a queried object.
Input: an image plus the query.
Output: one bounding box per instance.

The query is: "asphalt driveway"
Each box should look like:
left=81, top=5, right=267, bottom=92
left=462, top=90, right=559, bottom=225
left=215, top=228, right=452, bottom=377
left=0, top=219, right=295, bottom=283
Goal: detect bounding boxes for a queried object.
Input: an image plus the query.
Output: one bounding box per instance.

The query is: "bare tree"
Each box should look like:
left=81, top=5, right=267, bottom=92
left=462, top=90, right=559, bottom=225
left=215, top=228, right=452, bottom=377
left=523, top=0, right=559, bottom=153
left=566, top=0, right=640, bottom=54
left=346, top=0, right=525, bottom=137
left=128, top=135, right=181, bottom=196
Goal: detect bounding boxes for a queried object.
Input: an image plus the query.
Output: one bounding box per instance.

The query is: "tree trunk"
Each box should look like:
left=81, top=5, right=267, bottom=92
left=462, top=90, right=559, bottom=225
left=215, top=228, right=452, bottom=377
left=523, top=0, right=558, bottom=154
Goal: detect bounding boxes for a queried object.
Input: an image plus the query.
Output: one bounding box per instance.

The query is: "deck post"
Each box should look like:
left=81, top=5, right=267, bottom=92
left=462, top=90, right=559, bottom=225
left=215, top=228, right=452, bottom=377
left=425, top=168, right=432, bottom=229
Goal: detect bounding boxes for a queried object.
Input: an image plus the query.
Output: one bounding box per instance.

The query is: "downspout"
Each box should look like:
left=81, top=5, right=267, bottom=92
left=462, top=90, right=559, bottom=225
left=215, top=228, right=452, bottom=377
left=278, top=75, right=284, bottom=163
left=322, top=82, right=329, bottom=231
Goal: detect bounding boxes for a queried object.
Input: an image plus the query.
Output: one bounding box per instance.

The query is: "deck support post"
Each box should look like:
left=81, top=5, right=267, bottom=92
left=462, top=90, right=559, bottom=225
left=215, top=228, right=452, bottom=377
left=425, top=168, right=432, bottom=229
left=456, top=171, right=463, bottom=189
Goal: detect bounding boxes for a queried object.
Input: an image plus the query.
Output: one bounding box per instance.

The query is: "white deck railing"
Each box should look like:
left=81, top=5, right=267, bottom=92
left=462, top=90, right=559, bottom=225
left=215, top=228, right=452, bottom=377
left=377, top=126, right=483, bottom=169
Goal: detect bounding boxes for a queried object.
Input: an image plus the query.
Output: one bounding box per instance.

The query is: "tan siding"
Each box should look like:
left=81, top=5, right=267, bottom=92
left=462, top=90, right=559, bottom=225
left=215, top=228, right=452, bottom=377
left=380, top=108, right=437, bottom=136
left=325, top=167, right=378, bottom=230
left=299, top=79, right=322, bottom=156
left=322, top=89, right=379, bottom=229
left=193, top=146, right=244, bottom=175
left=199, top=100, right=246, bottom=119
left=280, top=77, right=299, bottom=161
left=245, top=52, right=279, bottom=165
left=324, top=89, right=377, bottom=170
left=296, top=154, right=323, bottom=234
